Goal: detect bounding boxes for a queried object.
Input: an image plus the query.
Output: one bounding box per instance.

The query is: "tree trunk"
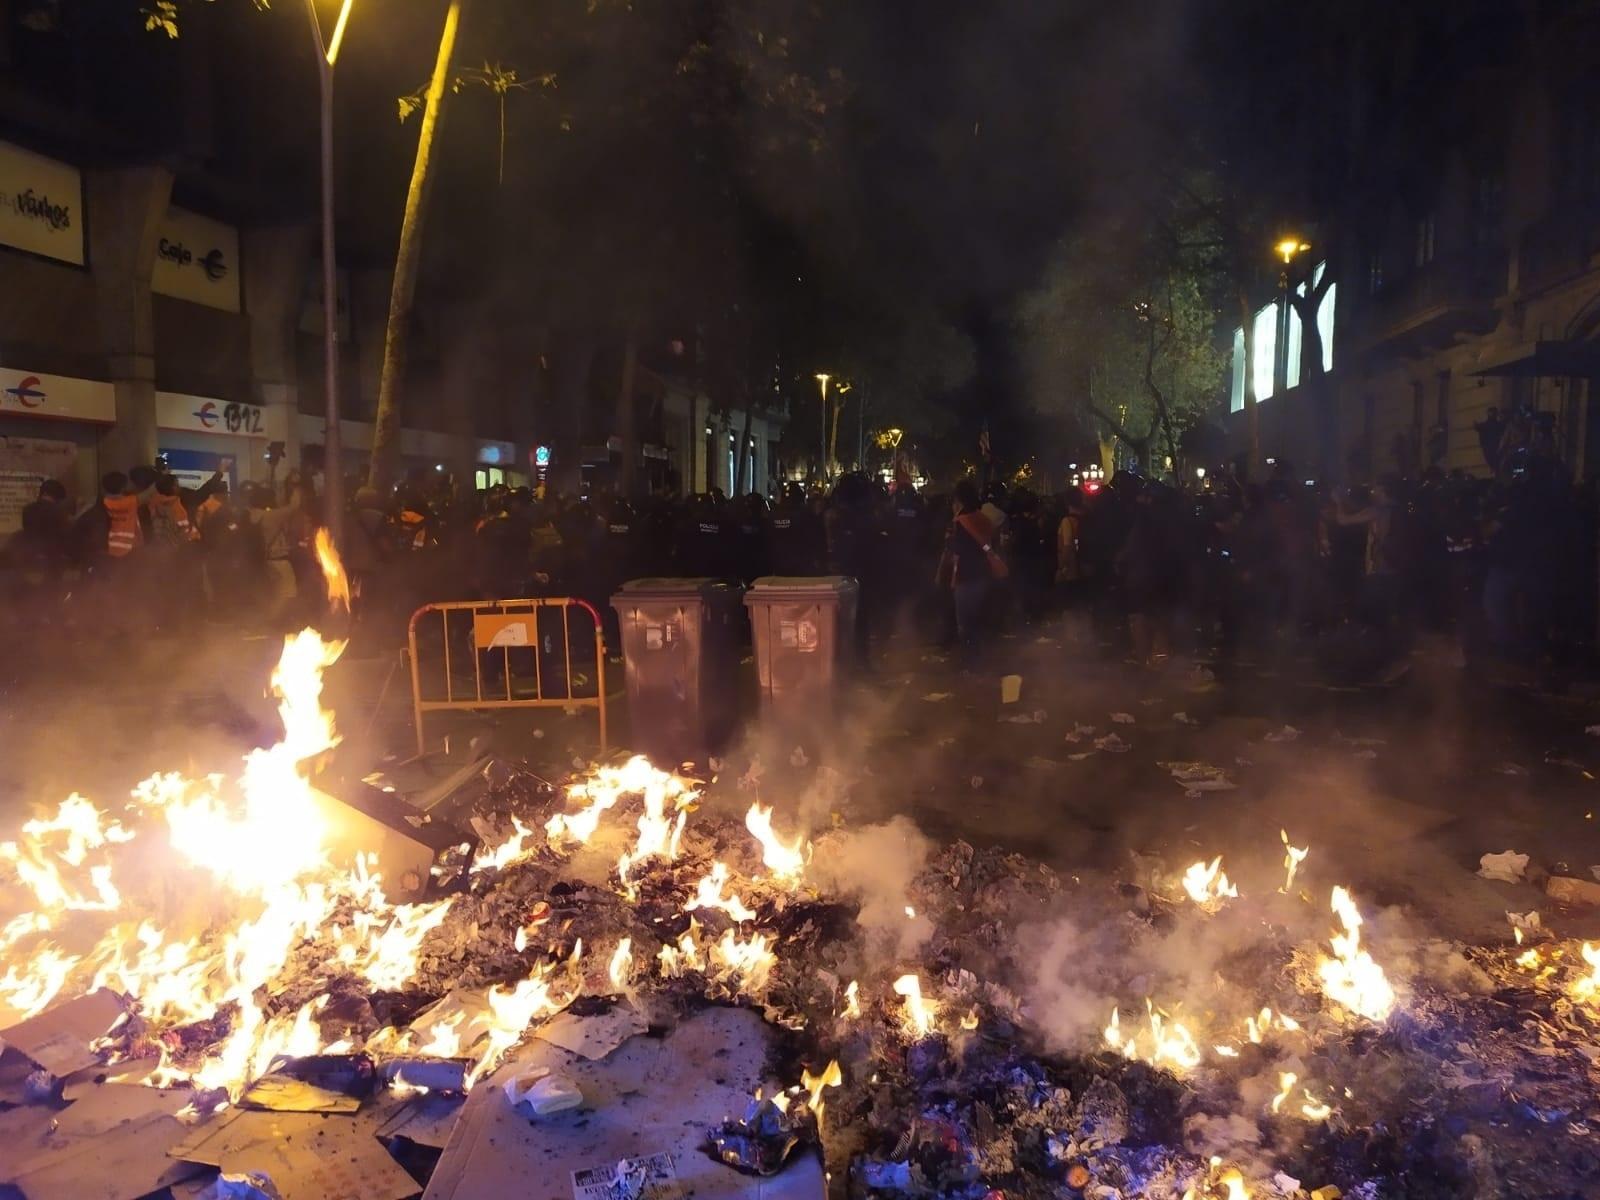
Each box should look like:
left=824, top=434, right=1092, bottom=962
left=1238, top=287, right=1259, bottom=479
left=1288, top=275, right=1336, bottom=479
left=827, top=390, right=844, bottom=480
left=368, top=0, right=465, bottom=494
left=614, top=327, right=638, bottom=496
left=734, top=403, right=754, bottom=494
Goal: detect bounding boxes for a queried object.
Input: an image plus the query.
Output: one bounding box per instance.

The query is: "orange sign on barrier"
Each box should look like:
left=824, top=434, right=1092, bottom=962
left=407, top=597, right=608, bottom=755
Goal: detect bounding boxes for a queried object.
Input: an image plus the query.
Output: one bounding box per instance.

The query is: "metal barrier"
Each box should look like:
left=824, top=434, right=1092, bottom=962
left=407, top=597, right=608, bottom=755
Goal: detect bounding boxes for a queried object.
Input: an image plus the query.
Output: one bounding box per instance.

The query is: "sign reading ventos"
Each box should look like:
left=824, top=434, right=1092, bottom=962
left=156, top=391, right=272, bottom=438
left=153, top=207, right=241, bottom=312
left=0, top=370, right=114, bottom=423
left=0, top=142, right=85, bottom=265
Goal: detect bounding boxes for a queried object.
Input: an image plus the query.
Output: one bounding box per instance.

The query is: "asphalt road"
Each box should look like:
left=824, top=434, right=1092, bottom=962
left=6, top=617, right=1600, bottom=947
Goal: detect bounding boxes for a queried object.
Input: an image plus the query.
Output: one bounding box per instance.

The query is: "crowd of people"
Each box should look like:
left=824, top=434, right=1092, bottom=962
left=3, top=447, right=1595, bottom=684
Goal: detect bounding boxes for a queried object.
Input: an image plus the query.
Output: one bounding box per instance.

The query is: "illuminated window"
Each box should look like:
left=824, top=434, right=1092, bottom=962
left=1415, top=214, right=1436, bottom=267
left=1252, top=302, right=1277, bottom=402
left=1317, top=281, right=1336, bottom=373
left=1229, top=327, right=1245, bottom=413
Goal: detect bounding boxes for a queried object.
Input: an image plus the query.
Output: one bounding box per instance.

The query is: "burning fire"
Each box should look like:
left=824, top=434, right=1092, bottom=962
left=1317, top=886, right=1395, bottom=1022
left=608, top=938, right=634, bottom=992
left=1574, top=943, right=1600, bottom=1003
left=1105, top=1001, right=1201, bottom=1071
left=685, top=861, right=757, bottom=923
left=1181, top=856, right=1239, bottom=908
left=840, top=979, right=861, bottom=1019
left=744, top=802, right=808, bottom=882
left=801, top=1058, right=842, bottom=1121
left=1280, top=830, right=1308, bottom=893
left=893, top=973, right=938, bottom=1039
left=0, top=533, right=478, bottom=1096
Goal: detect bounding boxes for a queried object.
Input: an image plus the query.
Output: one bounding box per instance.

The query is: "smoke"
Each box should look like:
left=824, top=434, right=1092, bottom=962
left=810, top=816, right=934, bottom=961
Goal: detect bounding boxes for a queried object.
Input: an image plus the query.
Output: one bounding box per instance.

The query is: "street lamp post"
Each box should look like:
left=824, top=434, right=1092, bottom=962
left=814, top=373, right=830, bottom=483
left=304, top=0, right=355, bottom=543
left=1274, top=236, right=1310, bottom=399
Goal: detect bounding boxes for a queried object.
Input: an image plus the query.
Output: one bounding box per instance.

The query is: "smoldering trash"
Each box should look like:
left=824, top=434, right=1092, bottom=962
left=2, top=625, right=1600, bottom=1198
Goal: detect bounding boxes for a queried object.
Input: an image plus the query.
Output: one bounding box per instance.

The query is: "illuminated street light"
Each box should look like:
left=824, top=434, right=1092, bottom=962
left=814, top=373, right=831, bottom=481
left=1275, top=236, right=1311, bottom=264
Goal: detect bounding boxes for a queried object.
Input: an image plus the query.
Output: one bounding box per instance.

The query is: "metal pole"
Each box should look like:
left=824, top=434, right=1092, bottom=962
left=856, top=389, right=864, bottom=471
left=319, top=62, right=343, bottom=544
left=817, top=376, right=827, bottom=482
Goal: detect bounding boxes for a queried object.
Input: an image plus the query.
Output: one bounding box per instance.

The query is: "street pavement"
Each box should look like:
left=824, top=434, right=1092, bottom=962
left=5, top=618, right=1600, bottom=947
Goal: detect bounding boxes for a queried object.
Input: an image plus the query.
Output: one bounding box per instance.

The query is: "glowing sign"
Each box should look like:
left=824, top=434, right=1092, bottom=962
left=534, top=445, right=551, bottom=467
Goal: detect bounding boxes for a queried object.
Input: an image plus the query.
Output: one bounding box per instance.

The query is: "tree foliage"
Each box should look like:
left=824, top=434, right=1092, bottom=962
left=1017, top=203, right=1229, bottom=472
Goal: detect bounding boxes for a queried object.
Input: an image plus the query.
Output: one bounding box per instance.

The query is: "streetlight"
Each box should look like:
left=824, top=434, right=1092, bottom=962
left=1275, top=237, right=1310, bottom=265
left=814, top=373, right=830, bottom=482
left=304, top=0, right=355, bottom=542
left=1273, top=235, right=1310, bottom=398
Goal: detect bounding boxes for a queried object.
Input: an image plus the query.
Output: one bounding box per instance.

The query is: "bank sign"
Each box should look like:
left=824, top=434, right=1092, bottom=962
left=0, top=370, right=115, bottom=423
left=153, top=207, right=241, bottom=312
left=0, top=142, right=85, bottom=266
left=156, top=391, right=271, bottom=438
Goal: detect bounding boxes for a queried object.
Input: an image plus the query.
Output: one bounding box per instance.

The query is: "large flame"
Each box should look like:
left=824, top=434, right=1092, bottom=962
left=893, top=973, right=938, bottom=1039
left=0, top=532, right=463, bottom=1096
left=1573, top=943, right=1600, bottom=1003
left=684, top=861, right=757, bottom=923
left=1318, top=886, right=1395, bottom=1022
left=743, top=802, right=808, bottom=883
left=1181, top=856, right=1239, bottom=909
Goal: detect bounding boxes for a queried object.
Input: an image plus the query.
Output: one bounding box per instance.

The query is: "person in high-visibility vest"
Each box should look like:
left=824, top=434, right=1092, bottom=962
left=72, top=472, right=144, bottom=563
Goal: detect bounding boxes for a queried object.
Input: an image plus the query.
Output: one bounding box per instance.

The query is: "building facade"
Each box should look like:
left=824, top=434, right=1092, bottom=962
left=1226, top=8, right=1600, bottom=485
left=0, top=8, right=528, bottom=538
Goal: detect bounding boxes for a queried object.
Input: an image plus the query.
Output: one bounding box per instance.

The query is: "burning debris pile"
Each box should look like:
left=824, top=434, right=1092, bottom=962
left=2, top=540, right=1600, bottom=1199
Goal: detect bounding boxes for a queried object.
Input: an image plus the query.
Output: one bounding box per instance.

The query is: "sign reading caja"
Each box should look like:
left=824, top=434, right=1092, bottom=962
left=0, top=141, right=84, bottom=265
left=152, top=207, right=241, bottom=312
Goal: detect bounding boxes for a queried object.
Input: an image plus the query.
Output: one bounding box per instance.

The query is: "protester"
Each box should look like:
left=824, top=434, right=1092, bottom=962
left=936, top=479, right=1003, bottom=668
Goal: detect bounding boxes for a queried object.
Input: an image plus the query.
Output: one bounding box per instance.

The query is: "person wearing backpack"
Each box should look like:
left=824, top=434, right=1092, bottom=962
left=936, top=478, right=1006, bottom=668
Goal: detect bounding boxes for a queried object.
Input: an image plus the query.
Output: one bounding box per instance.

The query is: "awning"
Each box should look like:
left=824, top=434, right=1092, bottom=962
left=1469, top=340, right=1600, bottom=377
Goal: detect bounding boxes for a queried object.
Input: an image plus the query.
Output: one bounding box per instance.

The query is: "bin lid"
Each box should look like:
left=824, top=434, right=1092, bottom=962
left=616, top=577, right=742, bottom=599
left=743, top=575, right=858, bottom=603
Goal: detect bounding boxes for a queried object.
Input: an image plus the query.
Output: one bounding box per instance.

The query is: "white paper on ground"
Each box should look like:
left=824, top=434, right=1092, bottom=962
left=535, top=1007, right=649, bottom=1061
left=503, top=1067, right=583, bottom=1115
left=0, top=988, right=126, bottom=1075
left=423, top=1007, right=824, bottom=1200
left=1478, top=850, right=1530, bottom=883
left=572, top=1151, right=678, bottom=1200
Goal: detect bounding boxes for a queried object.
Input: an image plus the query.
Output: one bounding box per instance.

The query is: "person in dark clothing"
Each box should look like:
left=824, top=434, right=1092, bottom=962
left=1117, top=482, right=1183, bottom=666
left=827, top=473, right=882, bottom=667
left=677, top=494, right=735, bottom=579
left=16, top=480, right=72, bottom=576
left=730, top=492, right=771, bottom=585
left=199, top=483, right=268, bottom=613
left=936, top=479, right=1001, bottom=667
left=1476, top=407, right=1507, bottom=475
left=475, top=487, right=536, bottom=599
left=767, top=484, right=826, bottom=576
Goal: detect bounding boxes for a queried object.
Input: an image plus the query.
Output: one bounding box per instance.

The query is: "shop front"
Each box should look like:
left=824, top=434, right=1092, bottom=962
left=156, top=392, right=286, bottom=494
left=0, top=369, right=115, bottom=535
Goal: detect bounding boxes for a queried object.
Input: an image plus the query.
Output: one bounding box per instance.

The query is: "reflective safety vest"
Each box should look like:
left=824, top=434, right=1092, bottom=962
left=147, top=493, right=197, bottom=544
left=400, top=509, right=428, bottom=550
left=104, top=494, right=144, bottom=557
